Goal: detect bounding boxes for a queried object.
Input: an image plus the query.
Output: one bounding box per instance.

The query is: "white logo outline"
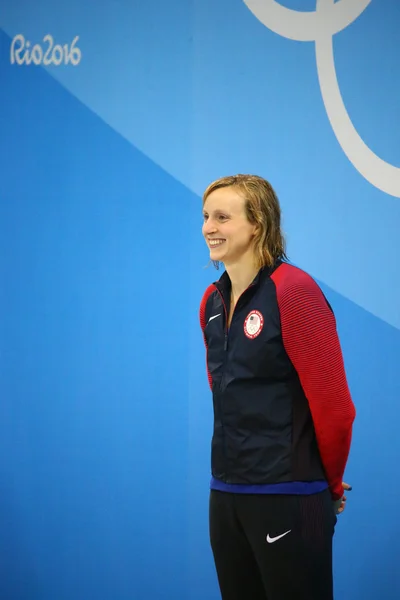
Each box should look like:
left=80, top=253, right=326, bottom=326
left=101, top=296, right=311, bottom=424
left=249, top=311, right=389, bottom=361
left=244, top=309, right=264, bottom=339
left=266, top=529, right=292, bottom=543
left=243, top=0, right=400, bottom=198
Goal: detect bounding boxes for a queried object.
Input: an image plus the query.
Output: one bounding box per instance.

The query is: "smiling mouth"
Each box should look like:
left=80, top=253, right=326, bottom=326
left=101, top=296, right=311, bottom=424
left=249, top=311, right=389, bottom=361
left=209, top=239, right=226, bottom=247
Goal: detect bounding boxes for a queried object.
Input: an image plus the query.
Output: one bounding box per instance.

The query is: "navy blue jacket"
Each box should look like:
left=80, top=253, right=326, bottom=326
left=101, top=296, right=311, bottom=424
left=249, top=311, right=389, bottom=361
left=200, top=261, right=356, bottom=499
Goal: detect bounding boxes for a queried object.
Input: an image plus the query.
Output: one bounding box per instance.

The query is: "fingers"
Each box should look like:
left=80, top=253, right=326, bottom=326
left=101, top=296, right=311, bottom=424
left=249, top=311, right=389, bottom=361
left=334, top=484, right=353, bottom=516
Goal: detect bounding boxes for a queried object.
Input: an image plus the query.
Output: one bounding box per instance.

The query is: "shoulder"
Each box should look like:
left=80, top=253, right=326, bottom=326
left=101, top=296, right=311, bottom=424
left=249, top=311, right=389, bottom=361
left=271, top=261, right=322, bottom=296
left=200, top=283, right=217, bottom=307
left=270, top=262, right=331, bottom=314
left=199, top=283, right=217, bottom=330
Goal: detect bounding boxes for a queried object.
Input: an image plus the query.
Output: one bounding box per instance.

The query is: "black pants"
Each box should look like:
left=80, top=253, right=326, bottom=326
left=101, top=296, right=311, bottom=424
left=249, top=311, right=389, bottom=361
left=209, top=489, right=336, bottom=600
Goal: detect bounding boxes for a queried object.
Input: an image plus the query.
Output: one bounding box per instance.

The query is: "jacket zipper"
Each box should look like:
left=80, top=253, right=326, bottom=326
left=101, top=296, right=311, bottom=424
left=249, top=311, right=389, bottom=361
left=217, top=283, right=255, bottom=357
left=215, top=283, right=255, bottom=481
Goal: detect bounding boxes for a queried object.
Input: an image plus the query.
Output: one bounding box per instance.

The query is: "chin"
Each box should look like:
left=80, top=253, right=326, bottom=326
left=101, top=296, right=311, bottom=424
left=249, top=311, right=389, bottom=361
left=210, top=250, right=225, bottom=263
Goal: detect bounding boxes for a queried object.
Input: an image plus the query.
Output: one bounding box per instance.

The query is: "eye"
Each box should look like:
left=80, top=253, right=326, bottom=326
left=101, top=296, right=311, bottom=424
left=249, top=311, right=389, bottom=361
left=218, top=214, right=228, bottom=221
left=203, top=214, right=208, bottom=221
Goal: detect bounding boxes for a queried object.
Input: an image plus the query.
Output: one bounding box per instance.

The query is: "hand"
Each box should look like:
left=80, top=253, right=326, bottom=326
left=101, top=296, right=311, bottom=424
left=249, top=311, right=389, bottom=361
left=333, top=482, right=352, bottom=515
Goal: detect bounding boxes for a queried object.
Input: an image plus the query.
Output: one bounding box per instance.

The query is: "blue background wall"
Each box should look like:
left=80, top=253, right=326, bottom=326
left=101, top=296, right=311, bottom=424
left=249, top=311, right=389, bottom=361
left=0, top=1, right=399, bottom=598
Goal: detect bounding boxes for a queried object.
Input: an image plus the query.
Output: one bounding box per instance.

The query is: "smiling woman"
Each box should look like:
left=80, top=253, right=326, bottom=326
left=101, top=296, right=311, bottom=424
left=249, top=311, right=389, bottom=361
left=199, top=174, right=356, bottom=600
left=203, top=175, right=286, bottom=267
left=203, top=186, right=258, bottom=268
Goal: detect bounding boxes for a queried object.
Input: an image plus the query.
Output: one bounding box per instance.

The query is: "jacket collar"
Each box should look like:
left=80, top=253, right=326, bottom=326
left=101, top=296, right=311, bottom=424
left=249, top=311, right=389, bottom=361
left=213, top=259, right=282, bottom=298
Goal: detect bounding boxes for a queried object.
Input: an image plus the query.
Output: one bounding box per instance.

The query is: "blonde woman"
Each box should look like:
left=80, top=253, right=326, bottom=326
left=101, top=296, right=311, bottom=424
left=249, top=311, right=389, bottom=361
left=199, top=174, right=355, bottom=600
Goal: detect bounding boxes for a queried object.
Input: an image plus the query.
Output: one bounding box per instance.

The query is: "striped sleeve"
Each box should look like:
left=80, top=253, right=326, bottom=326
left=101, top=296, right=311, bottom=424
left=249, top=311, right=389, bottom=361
left=199, top=284, right=216, bottom=391
left=272, top=264, right=356, bottom=500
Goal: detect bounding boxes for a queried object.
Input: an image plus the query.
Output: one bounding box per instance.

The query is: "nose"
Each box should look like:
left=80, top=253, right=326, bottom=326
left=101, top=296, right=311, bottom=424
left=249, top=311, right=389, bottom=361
left=203, top=217, right=217, bottom=236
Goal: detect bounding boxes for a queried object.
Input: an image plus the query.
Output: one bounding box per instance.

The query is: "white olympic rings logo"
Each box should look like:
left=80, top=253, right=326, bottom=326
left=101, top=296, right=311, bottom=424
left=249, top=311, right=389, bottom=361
left=243, top=0, right=400, bottom=198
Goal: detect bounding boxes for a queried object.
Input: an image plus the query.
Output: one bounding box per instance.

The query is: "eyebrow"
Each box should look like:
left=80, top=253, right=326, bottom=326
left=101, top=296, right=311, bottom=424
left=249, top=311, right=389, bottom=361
left=203, top=209, right=230, bottom=216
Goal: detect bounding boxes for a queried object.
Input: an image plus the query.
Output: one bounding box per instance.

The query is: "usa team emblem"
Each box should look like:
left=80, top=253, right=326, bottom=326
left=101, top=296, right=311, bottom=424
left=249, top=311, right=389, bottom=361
left=244, top=310, right=264, bottom=339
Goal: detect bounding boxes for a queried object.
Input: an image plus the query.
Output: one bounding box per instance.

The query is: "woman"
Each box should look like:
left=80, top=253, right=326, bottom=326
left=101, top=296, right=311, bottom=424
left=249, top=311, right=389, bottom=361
left=199, top=174, right=355, bottom=600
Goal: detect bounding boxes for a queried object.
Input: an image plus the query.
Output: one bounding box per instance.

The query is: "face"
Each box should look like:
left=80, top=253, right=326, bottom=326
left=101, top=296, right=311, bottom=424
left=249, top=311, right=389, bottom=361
left=202, top=186, right=257, bottom=267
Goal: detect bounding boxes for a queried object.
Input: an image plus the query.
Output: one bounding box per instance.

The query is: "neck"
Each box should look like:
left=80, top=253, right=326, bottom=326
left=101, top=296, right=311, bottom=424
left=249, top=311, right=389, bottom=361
left=225, top=255, right=260, bottom=299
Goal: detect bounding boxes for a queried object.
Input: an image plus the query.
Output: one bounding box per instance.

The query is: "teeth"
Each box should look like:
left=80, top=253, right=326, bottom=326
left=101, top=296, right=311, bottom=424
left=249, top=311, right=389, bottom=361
left=209, top=240, right=225, bottom=247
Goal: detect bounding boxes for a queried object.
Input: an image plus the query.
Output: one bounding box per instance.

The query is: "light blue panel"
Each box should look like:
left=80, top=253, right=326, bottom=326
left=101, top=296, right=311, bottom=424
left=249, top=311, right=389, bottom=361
left=1, top=0, right=399, bottom=327
left=189, top=0, right=400, bottom=329
left=0, top=0, right=193, bottom=182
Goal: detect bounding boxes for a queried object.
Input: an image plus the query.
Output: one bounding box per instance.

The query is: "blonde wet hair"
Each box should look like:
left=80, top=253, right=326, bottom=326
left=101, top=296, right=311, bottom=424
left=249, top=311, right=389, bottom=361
left=203, top=174, right=288, bottom=269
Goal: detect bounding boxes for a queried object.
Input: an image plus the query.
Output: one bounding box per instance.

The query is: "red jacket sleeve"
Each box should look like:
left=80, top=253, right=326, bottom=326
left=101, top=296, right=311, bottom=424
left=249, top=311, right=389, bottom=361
left=200, top=284, right=216, bottom=391
left=272, top=264, right=356, bottom=500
